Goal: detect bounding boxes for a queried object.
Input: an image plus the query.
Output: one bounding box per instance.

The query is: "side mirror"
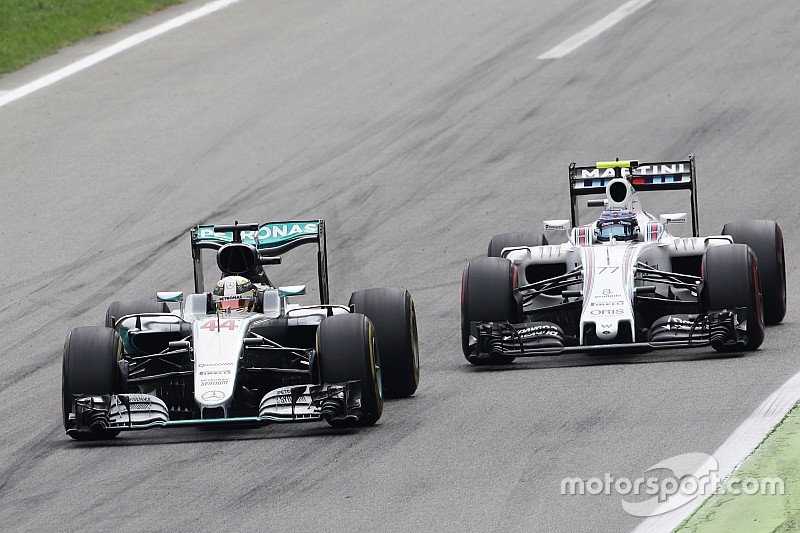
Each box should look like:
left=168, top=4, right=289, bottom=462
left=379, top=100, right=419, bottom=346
left=659, top=213, right=688, bottom=226
left=157, top=291, right=184, bottom=303
left=278, top=285, right=306, bottom=298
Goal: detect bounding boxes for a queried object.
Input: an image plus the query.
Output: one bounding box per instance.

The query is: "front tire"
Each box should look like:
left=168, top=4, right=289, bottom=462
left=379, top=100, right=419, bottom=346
left=702, top=244, right=765, bottom=352
left=488, top=232, right=545, bottom=258
left=349, top=288, right=419, bottom=398
left=461, top=257, right=521, bottom=364
left=316, top=314, right=383, bottom=426
left=62, top=326, right=122, bottom=440
left=722, top=220, right=786, bottom=325
left=105, top=299, right=169, bottom=328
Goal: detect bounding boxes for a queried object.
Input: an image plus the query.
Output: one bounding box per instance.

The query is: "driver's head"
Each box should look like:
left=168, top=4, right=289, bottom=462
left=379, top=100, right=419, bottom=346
left=212, top=276, right=256, bottom=313
left=596, top=210, right=639, bottom=242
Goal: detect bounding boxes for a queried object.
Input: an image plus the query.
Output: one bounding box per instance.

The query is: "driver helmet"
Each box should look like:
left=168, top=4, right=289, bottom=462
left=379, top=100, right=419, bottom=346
left=212, top=276, right=256, bottom=313
left=596, top=210, right=639, bottom=242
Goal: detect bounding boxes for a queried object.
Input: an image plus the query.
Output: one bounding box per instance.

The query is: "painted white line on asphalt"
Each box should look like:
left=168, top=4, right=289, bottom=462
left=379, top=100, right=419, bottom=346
left=0, top=0, right=242, bottom=109
left=631, top=369, right=800, bottom=532
left=538, top=0, right=656, bottom=59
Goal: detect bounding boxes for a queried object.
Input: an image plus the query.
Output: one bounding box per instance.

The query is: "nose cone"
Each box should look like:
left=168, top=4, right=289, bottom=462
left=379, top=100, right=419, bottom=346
left=596, top=321, right=618, bottom=341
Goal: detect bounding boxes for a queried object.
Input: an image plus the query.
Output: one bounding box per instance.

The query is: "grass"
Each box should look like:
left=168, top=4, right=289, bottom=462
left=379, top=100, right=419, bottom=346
left=0, top=0, right=188, bottom=76
left=678, top=405, right=800, bottom=532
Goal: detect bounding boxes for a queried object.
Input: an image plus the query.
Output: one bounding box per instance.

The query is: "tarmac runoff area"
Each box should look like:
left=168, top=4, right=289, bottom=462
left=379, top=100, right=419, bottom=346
left=678, top=405, right=800, bottom=532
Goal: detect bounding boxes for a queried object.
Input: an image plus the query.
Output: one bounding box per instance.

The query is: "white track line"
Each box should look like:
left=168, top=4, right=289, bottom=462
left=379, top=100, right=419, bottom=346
left=632, top=369, right=800, bottom=532
left=0, top=0, right=242, bottom=109
left=538, top=0, right=656, bottom=59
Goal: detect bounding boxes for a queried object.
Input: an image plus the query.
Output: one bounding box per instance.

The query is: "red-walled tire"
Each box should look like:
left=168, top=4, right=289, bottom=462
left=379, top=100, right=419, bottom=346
left=722, top=220, right=786, bottom=325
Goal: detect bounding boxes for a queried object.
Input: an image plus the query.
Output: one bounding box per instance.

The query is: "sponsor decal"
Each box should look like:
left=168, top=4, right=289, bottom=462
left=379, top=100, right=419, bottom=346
left=595, top=292, right=623, bottom=299
left=197, top=222, right=319, bottom=246
left=590, top=301, right=626, bottom=307
left=502, top=325, right=560, bottom=341
left=660, top=316, right=695, bottom=331
left=579, top=163, right=689, bottom=180
left=199, top=370, right=231, bottom=376
left=590, top=309, right=625, bottom=315
left=275, top=393, right=311, bottom=406
left=117, top=395, right=152, bottom=412
left=198, top=362, right=234, bottom=368
left=200, top=379, right=229, bottom=387
left=544, top=220, right=570, bottom=231
left=128, top=394, right=151, bottom=402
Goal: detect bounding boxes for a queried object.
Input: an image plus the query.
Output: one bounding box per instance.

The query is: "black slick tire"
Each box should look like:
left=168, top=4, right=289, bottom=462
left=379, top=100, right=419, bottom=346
left=105, top=299, right=169, bottom=328
left=316, top=314, right=383, bottom=426
left=62, top=326, right=122, bottom=440
left=349, top=288, right=419, bottom=398
left=461, top=257, right=520, bottom=364
left=722, top=220, right=786, bottom=325
left=488, top=232, right=545, bottom=258
left=702, top=244, right=765, bottom=352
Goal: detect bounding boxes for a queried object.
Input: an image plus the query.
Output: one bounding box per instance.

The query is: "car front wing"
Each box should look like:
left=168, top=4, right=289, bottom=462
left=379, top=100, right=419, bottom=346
left=66, top=381, right=363, bottom=437
left=466, top=309, right=749, bottom=361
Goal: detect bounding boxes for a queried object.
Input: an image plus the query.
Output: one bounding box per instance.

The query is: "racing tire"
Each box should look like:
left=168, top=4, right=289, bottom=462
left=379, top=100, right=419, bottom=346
left=702, top=244, right=765, bottom=352
left=722, top=220, right=786, bottom=325
left=349, top=288, right=419, bottom=398
left=62, top=326, right=122, bottom=440
left=316, top=314, right=383, bottom=427
left=488, top=232, right=545, bottom=258
left=104, top=299, right=169, bottom=328
left=461, top=256, right=521, bottom=364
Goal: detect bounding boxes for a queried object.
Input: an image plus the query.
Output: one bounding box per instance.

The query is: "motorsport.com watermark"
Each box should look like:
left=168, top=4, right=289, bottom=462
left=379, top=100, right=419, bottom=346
left=560, top=453, right=784, bottom=517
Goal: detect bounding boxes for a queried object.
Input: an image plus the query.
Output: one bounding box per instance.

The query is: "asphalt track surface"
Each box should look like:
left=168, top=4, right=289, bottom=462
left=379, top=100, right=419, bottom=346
left=0, top=0, right=798, bottom=531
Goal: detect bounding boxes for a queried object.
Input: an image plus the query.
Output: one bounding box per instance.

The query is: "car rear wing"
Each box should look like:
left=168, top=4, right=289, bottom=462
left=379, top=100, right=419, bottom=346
left=190, top=220, right=329, bottom=304
left=568, top=155, right=699, bottom=237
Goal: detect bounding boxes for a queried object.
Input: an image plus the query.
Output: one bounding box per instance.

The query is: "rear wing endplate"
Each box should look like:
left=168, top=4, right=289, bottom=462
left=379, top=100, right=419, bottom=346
left=568, top=155, right=699, bottom=237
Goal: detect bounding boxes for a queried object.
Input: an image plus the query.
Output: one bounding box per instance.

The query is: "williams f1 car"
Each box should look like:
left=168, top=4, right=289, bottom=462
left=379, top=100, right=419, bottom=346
left=461, top=156, right=786, bottom=364
left=63, top=220, right=419, bottom=439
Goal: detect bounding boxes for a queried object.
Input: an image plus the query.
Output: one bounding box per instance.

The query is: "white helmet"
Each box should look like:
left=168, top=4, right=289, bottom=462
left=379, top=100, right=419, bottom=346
left=211, top=276, right=256, bottom=313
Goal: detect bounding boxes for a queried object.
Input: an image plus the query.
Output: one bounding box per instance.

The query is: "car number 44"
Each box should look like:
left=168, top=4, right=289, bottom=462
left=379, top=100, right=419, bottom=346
left=200, top=319, right=238, bottom=331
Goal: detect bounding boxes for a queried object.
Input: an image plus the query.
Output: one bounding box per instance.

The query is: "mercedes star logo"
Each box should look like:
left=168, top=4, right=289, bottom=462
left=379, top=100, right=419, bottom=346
left=202, top=390, right=225, bottom=402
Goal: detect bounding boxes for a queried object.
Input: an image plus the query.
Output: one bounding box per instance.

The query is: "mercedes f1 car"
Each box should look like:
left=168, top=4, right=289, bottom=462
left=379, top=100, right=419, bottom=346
left=461, top=156, right=786, bottom=364
left=63, top=220, right=419, bottom=439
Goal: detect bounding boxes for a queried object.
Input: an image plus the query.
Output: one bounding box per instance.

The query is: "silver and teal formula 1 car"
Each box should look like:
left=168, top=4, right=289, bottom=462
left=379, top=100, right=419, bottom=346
left=63, top=220, right=419, bottom=440
left=462, top=157, right=785, bottom=364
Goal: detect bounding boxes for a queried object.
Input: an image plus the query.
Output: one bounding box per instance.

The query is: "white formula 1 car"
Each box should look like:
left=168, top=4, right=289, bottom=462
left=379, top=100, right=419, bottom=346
left=461, top=157, right=785, bottom=364
left=63, top=220, right=419, bottom=439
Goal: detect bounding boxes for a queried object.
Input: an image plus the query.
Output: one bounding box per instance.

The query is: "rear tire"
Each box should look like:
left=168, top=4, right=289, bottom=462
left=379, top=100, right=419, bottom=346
left=349, top=288, right=419, bottom=398
left=488, top=232, right=545, bottom=258
left=105, top=299, right=169, bottom=328
left=316, top=314, right=383, bottom=426
left=722, top=220, right=786, bottom=325
left=62, top=326, right=122, bottom=440
left=461, top=257, right=520, bottom=364
left=702, top=244, right=765, bottom=352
